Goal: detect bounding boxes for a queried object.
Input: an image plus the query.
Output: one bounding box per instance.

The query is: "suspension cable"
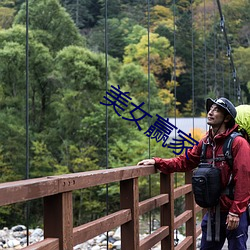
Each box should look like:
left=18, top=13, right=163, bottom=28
left=172, top=0, right=179, bottom=245
left=173, top=0, right=176, bottom=122
left=147, top=0, right=152, bottom=234
left=25, top=0, right=30, bottom=245
left=104, top=0, right=109, bottom=248
left=218, top=33, right=225, bottom=96
left=213, top=0, right=217, bottom=95
left=216, top=0, right=242, bottom=104
left=203, top=0, right=207, bottom=99
left=191, top=0, right=195, bottom=134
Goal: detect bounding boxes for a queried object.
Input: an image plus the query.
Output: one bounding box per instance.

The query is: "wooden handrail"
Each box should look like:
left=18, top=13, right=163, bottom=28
left=0, top=165, right=203, bottom=250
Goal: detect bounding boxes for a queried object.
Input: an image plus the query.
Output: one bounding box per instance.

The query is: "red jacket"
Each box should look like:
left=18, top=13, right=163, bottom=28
left=154, top=124, right=250, bottom=216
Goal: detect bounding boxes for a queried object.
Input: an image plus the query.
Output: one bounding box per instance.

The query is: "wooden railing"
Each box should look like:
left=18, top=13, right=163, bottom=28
left=0, top=165, right=203, bottom=250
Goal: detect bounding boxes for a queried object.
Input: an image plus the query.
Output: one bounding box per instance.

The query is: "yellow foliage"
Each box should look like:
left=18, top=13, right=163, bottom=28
left=166, top=80, right=180, bottom=91
left=174, top=56, right=186, bottom=77
left=189, top=127, right=206, bottom=141
left=167, top=107, right=181, bottom=118
left=158, top=89, right=174, bottom=105
left=0, top=7, right=15, bottom=29
left=200, top=112, right=207, bottom=118
left=149, top=5, right=174, bottom=31
left=124, top=32, right=173, bottom=74
left=124, top=31, right=186, bottom=91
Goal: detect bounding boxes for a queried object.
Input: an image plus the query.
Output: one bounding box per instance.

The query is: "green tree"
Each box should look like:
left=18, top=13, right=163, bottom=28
left=14, top=0, right=84, bottom=52
left=0, top=25, right=56, bottom=131
left=86, top=17, right=139, bottom=60
left=30, top=141, right=57, bottom=177
left=234, top=46, right=250, bottom=102
left=61, top=0, right=101, bottom=28
left=0, top=39, right=27, bottom=180
left=0, top=112, right=26, bottom=181
left=116, top=63, right=164, bottom=115
left=50, top=46, right=106, bottom=148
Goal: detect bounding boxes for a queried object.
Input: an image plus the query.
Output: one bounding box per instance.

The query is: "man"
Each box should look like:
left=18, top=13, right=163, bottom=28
left=138, top=97, right=250, bottom=250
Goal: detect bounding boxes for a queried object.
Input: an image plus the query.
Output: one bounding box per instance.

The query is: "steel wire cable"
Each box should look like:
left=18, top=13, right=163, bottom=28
left=191, top=1, right=195, bottom=136
left=172, top=0, right=179, bottom=245
left=147, top=0, right=152, bottom=234
left=25, top=0, right=30, bottom=245
left=104, top=0, right=109, bottom=248
left=216, top=0, right=242, bottom=104
left=204, top=0, right=207, bottom=99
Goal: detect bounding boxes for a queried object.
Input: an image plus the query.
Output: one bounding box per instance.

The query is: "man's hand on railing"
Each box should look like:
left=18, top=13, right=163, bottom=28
left=137, top=159, right=155, bottom=166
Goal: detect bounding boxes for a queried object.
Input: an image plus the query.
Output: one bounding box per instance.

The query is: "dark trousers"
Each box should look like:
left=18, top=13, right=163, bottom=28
left=200, top=210, right=249, bottom=250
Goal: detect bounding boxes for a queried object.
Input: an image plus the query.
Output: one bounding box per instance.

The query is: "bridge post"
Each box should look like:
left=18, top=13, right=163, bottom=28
left=120, top=178, right=139, bottom=250
left=43, top=192, right=73, bottom=250
left=160, top=173, right=174, bottom=250
left=185, top=171, right=196, bottom=250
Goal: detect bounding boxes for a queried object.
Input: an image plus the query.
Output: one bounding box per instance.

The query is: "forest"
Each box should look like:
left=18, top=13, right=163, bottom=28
left=0, top=0, right=249, bottom=228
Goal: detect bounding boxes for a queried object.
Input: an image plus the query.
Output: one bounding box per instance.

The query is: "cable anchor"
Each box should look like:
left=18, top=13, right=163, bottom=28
left=220, top=15, right=225, bottom=32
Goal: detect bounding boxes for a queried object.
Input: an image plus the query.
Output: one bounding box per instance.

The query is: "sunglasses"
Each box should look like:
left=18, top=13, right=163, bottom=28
left=215, top=99, right=227, bottom=108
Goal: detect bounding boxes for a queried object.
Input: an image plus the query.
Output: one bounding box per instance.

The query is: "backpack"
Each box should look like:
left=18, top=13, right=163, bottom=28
left=192, top=131, right=241, bottom=208
left=235, top=105, right=250, bottom=142
left=192, top=162, right=221, bottom=208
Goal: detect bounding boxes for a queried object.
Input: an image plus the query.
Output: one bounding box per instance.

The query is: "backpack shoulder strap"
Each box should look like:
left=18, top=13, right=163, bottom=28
left=200, top=142, right=208, bottom=162
left=223, top=132, right=242, bottom=169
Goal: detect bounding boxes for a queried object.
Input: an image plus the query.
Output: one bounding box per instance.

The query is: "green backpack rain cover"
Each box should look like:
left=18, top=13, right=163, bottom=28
left=235, top=105, right=250, bottom=140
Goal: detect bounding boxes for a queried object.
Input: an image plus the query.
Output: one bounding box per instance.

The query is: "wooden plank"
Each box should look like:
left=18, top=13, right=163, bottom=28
left=175, top=236, right=193, bottom=250
left=0, top=177, right=59, bottom=206
left=44, top=192, right=73, bottom=250
left=140, top=226, right=169, bottom=250
left=0, top=165, right=156, bottom=206
left=73, top=209, right=131, bottom=245
left=120, top=178, right=140, bottom=250
left=174, top=184, right=192, bottom=199
left=139, top=194, right=169, bottom=215
left=57, top=165, right=156, bottom=192
left=174, top=210, right=192, bottom=229
left=22, top=238, right=59, bottom=250
left=185, top=171, right=196, bottom=250
left=161, top=173, right=174, bottom=250
left=195, top=204, right=203, bottom=213
left=196, top=226, right=202, bottom=237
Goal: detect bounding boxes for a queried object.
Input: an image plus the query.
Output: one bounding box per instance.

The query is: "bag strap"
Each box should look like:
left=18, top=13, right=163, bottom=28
left=200, top=142, right=208, bottom=162
left=222, top=132, right=242, bottom=199
left=202, top=131, right=242, bottom=167
left=200, top=142, right=226, bottom=163
left=215, top=203, right=220, bottom=241
left=206, top=209, right=212, bottom=241
left=223, top=131, right=242, bottom=170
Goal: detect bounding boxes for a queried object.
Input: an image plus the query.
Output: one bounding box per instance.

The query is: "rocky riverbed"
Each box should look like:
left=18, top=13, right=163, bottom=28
left=0, top=225, right=187, bottom=249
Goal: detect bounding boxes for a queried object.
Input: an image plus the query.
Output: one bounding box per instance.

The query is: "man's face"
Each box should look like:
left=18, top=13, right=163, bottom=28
left=207, top=104, right=226, bottom=127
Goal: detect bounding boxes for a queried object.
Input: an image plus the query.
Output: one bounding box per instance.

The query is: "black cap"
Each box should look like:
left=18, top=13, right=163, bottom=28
left=206, top=97, right=237, bottom=119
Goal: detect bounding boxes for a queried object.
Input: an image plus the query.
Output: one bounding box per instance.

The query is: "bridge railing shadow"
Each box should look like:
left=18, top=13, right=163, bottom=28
left=0, top=165, right=204, bottom=250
